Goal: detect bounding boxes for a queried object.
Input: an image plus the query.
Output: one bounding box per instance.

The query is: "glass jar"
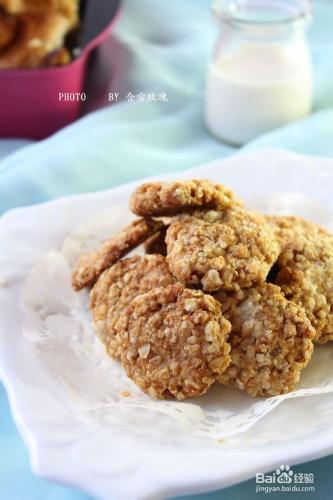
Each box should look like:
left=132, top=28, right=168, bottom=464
left=205, top=0, right=313, bottom=145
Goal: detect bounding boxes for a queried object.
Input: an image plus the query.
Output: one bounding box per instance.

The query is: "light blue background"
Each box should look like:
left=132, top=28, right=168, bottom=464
left=0, top=0, right=332, bottom=498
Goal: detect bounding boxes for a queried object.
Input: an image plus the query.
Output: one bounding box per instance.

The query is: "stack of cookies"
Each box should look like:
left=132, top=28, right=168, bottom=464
left=71, top=180, right=333, bottom=401
left=0, top=0, right=80, bottom=68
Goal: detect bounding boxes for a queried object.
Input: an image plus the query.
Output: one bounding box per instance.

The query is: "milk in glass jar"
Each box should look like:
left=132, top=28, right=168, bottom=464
left=205, top=0, right=313, bottom=145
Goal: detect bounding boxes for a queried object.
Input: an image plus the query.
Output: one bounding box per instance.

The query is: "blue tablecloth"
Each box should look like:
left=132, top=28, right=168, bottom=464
left=1, top=0, right=333, bottom=498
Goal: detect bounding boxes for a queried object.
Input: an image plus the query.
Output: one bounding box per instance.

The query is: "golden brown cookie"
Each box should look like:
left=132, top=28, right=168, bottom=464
left=266, top=215, right=330, bottom=251
left=273, top=236, right=333, bottom=344
left=43, top=45, right=71, bottom=66
left=72, top=218, right=163, bottom=291
left=216, top=283, right=315, bottom=397
left=90, top=255, right=176, bottom=359
left=0, top=0, right=79, bottom=25
left=130, top=179, right=240, bottom=216
left=144, top=226, right=168, bottom=256
left=117, top=283, right=231, bottom=400
left=166, top=208, right=279, bottom=292
left=0, top=11, right=73, bottom=69
left=0, top=10, right=18, bottom=52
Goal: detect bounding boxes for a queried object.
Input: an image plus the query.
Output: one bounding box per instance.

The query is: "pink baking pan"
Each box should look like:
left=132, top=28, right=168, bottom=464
left=0, top=0, right=121, bottom=139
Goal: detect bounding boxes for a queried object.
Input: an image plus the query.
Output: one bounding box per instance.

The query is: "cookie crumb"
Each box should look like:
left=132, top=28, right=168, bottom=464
left=121, top=391, right=130, bottom=397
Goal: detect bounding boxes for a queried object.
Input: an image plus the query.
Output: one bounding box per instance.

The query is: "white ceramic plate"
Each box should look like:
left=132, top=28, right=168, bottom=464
left=1, top=149, right=333, bottom=500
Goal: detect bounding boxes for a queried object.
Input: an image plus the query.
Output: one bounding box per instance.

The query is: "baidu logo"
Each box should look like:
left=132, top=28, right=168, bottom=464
left=255, top=464, right=315, bottom=494
left=275, top=465, right=294, bottom=483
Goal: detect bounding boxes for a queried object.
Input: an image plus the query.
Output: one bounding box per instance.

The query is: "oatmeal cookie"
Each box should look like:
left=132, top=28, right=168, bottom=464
left=90, top=255, right=176, bottom=359
left=166, top=208, right=279, bottom=292
left=117, top=283, right=231, bottom=400
left=130, top=179, right=240, bottom=216
left=0, top=10, right=18, bottom=51
left=266, top=215, right=330, bottom=250
left=274, top=236, right=333, bottom=343
left=144, top=226, right=168, bottom=256
left=216, top=283, right=315, bottom=397
left=72, top=218, right=163, bottom=291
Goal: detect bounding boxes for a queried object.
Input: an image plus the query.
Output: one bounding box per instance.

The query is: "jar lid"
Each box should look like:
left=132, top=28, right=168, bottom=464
left=212, top=0, right=313, bottom=27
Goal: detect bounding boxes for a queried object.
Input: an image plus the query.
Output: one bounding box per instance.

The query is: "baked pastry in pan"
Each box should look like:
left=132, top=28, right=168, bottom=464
left=0, top=0, right=80, bottom=68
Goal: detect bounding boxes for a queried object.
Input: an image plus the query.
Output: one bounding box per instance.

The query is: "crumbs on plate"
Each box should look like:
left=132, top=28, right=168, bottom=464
left=71, top=179, right=333, bottom=401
